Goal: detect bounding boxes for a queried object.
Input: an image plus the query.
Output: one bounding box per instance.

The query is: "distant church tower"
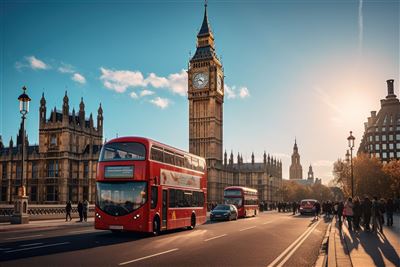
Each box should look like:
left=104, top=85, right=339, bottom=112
left=307, top=164, right=314, bottom=183
left=188, top=2, right=224, bottom=168
left=289, top=139, right=303, bottom=179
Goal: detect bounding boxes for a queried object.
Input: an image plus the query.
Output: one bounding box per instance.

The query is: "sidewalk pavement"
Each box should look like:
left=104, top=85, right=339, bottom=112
left=0, top=217, right=94, bottom=233
left=327, top=214, right=400, bottom=267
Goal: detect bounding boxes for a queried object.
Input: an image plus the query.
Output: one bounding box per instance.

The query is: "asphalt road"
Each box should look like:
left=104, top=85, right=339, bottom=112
left=0, top=211, right=329, bottom=267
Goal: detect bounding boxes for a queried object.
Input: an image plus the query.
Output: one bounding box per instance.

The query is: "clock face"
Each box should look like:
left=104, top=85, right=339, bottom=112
left=217, top=75, right=223, bottom=94
left=193, top=72, right=209, bottom=89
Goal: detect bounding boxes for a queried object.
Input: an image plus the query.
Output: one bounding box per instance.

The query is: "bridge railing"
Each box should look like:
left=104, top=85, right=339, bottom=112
left=0, top=204, right=95, bottom=222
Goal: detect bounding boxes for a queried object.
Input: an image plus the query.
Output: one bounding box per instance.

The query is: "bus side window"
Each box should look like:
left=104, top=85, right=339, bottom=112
left=151, top=147, right=163, bottom=162
left=184, top=156, right=191, bottom=170
left=151, top=186, right=158, bottom=209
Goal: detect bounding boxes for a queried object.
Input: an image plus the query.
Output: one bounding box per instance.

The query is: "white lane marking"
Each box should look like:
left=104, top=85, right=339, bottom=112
left=239, top=226, right=256, bottom=232
left=119, top=248, right=179, bottom=265
left=204, top=234, right=227, bottom=242
left=267, top=220, right=320, bottom=267
left=5, top=242, right=70, bottom=253
left=20, top=243, right=44, bottom=247
left=5, top=234, right=43, bottom=240
left=69, top=229, right=98, bottom=234
left=262, top=221, right=272, bottom=225
left=276, top=220, right=321, bottom=267
left=0, top=248, right=11, bottom=251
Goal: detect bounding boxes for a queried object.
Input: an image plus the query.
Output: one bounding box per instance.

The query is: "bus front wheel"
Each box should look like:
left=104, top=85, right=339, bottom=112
left=153, top=217, right=160, bottom=236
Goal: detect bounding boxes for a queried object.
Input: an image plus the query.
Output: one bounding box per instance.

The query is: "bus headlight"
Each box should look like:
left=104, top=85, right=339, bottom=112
left=133, top=214, right=140, bottom=220
left=96, top=212, right=101, bottom=219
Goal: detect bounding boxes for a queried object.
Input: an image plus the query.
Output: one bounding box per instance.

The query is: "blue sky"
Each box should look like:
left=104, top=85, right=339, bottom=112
left=1, top=0, right=399, bottom=183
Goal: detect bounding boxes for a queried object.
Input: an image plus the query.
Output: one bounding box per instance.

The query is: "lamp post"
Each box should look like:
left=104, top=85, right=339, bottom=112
left=11, top=86, right=31, bottom=224
left=347, top=131, right=355, bottom=198
left=18, top=86, right=31, bottom=196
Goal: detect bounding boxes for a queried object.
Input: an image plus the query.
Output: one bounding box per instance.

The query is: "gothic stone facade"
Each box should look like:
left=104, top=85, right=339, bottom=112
left=188, top=5, right=283, bottom=204
left=0, top=92, right=103, bottom=204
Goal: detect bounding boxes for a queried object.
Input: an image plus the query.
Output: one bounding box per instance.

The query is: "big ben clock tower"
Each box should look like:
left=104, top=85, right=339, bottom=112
left=188, top=3, right=224, bottom=168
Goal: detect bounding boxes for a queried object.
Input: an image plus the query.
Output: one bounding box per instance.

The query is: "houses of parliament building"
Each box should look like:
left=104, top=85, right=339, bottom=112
left=0, top=93, right=103, bottom=204
left=0, top=3, right=282, bottom=204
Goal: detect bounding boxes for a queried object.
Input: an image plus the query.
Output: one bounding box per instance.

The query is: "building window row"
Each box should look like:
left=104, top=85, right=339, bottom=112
left=369, top=134, right=400, bottom=142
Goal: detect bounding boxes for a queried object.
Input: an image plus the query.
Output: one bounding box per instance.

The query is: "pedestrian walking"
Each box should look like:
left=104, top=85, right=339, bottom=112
left=386, top=198, right=394, bottom=226
left=337, top=201, right=344, bottom=228
left=371, top=196, right=383, bottom=234
left=379, top=198, right=386, bottom=225
left=313, top=201, right=321, bottom=220
left=77, top=201, right=83, bottom=222
left=344, top=197, right=354, bottom=231
left=362, top=196, right=372, bottom=231
left=353, top=197, right=362, bottom=231
left=65, top=200, right=72, bottom=221
left=83, top=199, right=89, bottom=222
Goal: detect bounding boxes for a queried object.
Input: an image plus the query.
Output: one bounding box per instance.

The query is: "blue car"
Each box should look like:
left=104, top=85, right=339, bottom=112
left=210, top=204, right=238, bottom=221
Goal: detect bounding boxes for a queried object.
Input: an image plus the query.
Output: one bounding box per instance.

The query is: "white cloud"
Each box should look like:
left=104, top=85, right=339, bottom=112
left=140, top=89, right=155, bottom=97
left=27, top=56, right=49, bottom=70
left=239, top=87, right=250, bottom=98
left=145, top=73, right=169, bottom=88
left=167, top=70, right=188, bottom=96
left=16, top=56, right=49, bottom=70
left=72, top=73, right=86, bottom=84
left=99, top=68, right=188, bottom=96
left=130, top=92, right=138, bottom=99
left=224, top=84, right=250, bottom=99
left=224, top=84, right=236, bottom=99
left=150, top=97, right=170, bottom=109
left=58, top=63, right=75, bottom=73
left=100, top=67, right=146, bottom=93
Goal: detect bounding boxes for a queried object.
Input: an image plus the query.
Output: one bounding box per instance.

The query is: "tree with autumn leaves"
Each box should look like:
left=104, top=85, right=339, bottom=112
left=333, top=153, right=400, bottom=199
left=279, top=180, right=337, bottom=202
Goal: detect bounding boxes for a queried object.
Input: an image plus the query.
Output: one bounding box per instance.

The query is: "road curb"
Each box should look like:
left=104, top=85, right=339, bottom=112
left=314, top=219, right=331, bottom=267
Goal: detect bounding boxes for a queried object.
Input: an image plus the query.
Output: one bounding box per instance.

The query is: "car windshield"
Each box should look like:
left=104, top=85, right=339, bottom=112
left=224, top=197, right=243, bottom=207
left=96, top=181, right=147, bottom=216
left=100, top=142, right=146, bottom=161
left=214, top=205, right=230, bottom=211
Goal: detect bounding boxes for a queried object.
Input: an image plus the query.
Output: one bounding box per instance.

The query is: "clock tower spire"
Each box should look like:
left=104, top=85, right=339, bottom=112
left=188, top=2, right=224, bottom=168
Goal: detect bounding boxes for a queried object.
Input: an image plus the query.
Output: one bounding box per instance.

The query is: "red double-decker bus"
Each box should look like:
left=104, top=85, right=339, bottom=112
left=95, top=137, right=207, bottom=235
left=224, top=186, right=259, bottom=218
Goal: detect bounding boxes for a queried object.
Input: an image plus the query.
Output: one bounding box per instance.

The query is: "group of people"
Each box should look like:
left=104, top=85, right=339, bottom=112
left=333, top=196, right=395, bottom=234
left=65, top=200, right=90, bottom=222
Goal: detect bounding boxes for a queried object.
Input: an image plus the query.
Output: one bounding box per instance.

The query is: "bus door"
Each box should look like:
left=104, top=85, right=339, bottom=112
left=162, top=189, right=168, bottom=229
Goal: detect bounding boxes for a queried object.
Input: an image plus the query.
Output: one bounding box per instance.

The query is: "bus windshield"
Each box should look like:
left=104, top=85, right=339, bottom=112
left=224, top=197, right=243, bottom=207
left=100, top=142, right=146, bottom=161
left=96, top=181, right=147, bottom=216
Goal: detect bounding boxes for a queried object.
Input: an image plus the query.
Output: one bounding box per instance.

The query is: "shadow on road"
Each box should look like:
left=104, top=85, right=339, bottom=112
left=0, top=227, right=195, bottom=262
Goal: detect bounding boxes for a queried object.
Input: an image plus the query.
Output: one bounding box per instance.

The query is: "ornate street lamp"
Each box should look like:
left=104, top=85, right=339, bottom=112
left=11, top=86, right=31, bottom=224
left=347, top=131, right=355, bottom=198
left=18, top=86, right=31, bottom=196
